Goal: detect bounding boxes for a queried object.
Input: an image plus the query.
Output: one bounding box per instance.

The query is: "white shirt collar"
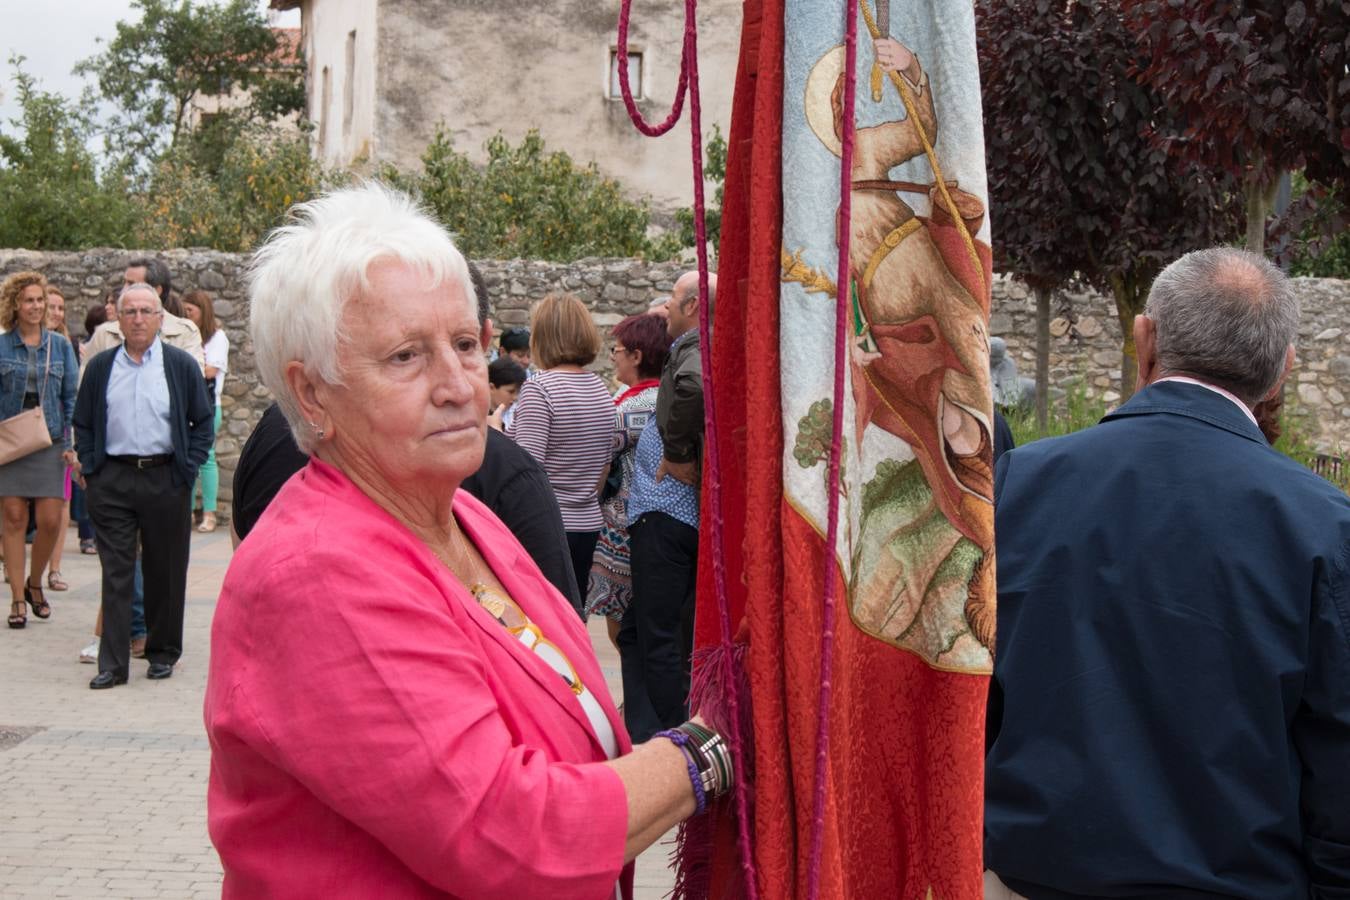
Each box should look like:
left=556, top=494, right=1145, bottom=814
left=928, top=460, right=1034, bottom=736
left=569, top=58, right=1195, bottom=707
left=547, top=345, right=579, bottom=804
left=1155, top=376, right=1259, bottom=427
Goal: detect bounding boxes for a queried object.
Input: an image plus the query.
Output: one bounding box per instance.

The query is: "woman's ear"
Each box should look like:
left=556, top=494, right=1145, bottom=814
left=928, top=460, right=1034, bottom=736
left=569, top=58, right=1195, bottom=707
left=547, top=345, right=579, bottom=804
left=283, top=361, right=331, bottom=438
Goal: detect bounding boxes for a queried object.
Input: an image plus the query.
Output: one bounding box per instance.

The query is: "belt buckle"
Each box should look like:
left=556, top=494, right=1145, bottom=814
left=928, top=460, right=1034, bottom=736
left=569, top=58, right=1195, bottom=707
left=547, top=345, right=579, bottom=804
left=137, top=457, right=151, bottom=469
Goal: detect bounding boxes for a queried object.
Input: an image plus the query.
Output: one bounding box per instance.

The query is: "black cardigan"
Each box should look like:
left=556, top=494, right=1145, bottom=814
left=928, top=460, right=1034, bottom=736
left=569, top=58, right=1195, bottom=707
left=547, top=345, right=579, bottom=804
left=74, top=343, right=214, bottom=489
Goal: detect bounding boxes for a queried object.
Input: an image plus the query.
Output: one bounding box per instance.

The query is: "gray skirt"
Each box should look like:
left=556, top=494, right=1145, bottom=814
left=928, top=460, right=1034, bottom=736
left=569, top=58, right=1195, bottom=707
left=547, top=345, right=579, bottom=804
left=0, top=442, right=66, bottom=499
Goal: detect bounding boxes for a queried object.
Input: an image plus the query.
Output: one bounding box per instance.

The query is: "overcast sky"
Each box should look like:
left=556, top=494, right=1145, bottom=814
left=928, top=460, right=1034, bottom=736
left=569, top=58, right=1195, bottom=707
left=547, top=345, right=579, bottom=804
left=0, top=0, right=299, bottom=129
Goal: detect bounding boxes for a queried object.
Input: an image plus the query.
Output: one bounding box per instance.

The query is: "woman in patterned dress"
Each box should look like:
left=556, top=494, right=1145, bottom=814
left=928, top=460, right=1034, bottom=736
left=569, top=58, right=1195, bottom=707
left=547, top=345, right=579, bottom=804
left=585, top=313, right=670, bottom=645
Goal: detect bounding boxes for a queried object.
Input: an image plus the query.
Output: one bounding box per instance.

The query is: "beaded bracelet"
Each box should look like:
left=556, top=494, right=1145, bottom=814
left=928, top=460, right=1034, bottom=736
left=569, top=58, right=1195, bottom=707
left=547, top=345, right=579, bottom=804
left=655, top=728, right=708, bottom=815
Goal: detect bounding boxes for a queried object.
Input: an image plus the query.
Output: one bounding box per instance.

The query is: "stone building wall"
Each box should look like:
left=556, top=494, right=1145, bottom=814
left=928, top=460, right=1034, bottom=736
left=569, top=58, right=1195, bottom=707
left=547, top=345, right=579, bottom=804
left=3, top=248, right=1347, bottom=524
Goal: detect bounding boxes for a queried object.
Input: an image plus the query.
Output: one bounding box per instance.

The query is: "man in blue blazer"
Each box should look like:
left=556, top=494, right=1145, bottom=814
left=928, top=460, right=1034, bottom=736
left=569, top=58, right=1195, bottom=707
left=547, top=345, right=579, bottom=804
left=985, top=248, right=1350, bottom=898
left=74, top=283, right=214, bottom=689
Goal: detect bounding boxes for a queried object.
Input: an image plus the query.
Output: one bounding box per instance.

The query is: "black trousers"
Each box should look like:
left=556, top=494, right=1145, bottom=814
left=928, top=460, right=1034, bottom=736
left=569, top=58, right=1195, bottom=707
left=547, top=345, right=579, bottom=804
left=565, top=530, right=599, bottom=616
left=620, top=511, right=697, bottom=743
left=86, top=460, right=192, bottom=676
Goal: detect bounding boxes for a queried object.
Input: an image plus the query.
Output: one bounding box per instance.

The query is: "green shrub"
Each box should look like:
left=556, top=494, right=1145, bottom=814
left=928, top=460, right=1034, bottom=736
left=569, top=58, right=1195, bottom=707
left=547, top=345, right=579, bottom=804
left=137, top=126, right=337, bottom=253
left=388, top=127, right=677, bottom=262
left=673, top=125, right=727, bottom=251
left=1003, top=379, right=1109, bottom=448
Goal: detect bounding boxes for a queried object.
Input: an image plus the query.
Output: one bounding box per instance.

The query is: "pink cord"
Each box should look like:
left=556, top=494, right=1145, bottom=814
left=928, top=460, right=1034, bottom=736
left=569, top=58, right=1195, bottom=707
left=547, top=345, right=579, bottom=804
left=805, top=1, right=859, bottom=897
left=615, top=2, right=759, bottom=897
left=615, top=0, right=689, bottom=136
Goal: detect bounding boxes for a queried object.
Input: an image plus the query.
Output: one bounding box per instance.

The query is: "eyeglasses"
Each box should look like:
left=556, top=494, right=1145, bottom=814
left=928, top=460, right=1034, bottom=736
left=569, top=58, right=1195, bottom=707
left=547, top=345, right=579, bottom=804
left=119, top=308, right=161, bottom=319
left=610, top=345, right=630, bottom=356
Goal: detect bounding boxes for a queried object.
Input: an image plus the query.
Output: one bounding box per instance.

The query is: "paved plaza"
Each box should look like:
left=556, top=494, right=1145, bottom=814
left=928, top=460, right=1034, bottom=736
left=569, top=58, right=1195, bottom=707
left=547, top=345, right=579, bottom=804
left=0, top=526, right=676, bottom=898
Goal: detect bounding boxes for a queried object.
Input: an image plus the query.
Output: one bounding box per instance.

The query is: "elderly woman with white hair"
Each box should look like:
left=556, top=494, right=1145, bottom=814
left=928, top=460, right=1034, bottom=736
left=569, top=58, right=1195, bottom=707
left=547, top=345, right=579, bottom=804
left=203, top=183, right=733, bottom=898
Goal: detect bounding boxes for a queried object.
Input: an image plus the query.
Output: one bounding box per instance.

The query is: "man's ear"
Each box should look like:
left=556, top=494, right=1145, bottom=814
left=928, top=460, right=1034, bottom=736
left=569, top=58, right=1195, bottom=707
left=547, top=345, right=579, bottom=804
left=480, top=318, right=494, bottom=352
left=1133, top=313, right=1159, bottom=393
left=1262, top=345, right=1297, bottom=401
left=283, top=361, right=330, bottom=437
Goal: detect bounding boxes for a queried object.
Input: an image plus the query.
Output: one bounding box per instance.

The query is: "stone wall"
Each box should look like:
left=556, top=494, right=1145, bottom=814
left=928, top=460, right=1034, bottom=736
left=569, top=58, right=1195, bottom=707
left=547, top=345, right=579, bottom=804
left=0, top=250, right=690, bottom=523
left=3, top=248, right=1347, bottom=525
left=991, top=275, right=1350, bottom=452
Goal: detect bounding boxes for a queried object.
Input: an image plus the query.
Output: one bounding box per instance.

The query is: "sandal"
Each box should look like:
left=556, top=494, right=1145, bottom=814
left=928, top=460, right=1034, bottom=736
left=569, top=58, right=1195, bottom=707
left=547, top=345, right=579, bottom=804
left=24, top=581, right=50, bottom=619
left=47, top=570, right=68, bottom=591
left=8, top=600, right=25, bottom=629
left=80, top=538, right=97, bottom=555
left=197, top=512, right=217, bottom=534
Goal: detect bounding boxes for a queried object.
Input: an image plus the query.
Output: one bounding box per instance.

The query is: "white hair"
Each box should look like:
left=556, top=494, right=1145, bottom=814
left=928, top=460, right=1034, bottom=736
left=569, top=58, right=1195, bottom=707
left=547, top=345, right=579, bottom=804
left=247, top=182, right=476, bottom=453
left=118, top=283, right=162, bottom=312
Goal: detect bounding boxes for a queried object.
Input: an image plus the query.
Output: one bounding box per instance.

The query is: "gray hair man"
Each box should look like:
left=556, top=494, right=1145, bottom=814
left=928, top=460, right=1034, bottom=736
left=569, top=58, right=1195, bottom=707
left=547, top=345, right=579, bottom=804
left=984, top=248, right=1350, bottom=898
left=74, top=283, right=215, bottom=689
left=619, top=269, right=716, bottom=743
left=81, top=259, right=204, bottom=379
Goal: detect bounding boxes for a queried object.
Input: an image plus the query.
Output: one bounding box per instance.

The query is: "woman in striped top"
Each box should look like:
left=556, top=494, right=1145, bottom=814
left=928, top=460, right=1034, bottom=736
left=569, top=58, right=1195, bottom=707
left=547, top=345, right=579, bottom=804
left=508, top=293, right=617, bottom=612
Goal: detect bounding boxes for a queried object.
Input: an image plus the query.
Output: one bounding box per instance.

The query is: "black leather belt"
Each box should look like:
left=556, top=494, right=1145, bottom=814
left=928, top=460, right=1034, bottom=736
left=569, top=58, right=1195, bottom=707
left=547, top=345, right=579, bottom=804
left=108, top=454, right=173, bottom=469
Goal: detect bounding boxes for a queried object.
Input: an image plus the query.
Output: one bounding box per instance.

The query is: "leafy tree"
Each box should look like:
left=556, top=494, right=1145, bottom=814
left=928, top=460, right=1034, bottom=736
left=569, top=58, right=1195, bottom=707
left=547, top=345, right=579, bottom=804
left=977, top=0, right=1242, bottom=404
left=76, top=0, right=303, bottom=172
left=1271, top=175, right=1350, bottom=278
left=388, top=127, right=674, bottom=261
left=136, top=125, right=337, bottom=252
left=977, top=2, right=1085, bottom=429
left=1121, top=0, right=1350, bottom=254
left=0, top=57, right=136, bottom=249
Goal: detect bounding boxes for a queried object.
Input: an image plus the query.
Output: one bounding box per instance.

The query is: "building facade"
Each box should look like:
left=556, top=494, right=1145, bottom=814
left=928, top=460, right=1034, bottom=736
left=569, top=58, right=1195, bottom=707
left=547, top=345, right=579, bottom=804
left=269, top=0, right=740, bottom=211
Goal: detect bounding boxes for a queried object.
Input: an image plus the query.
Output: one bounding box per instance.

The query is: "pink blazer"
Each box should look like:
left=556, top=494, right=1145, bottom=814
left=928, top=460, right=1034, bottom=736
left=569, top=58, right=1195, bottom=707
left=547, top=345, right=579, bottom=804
left=204, top=459, right=634, bottom=898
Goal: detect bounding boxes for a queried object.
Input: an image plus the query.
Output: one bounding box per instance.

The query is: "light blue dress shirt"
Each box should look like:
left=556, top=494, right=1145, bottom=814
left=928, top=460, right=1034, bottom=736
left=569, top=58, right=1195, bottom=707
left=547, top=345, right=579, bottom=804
left=105, top=337, right=174, bottom=456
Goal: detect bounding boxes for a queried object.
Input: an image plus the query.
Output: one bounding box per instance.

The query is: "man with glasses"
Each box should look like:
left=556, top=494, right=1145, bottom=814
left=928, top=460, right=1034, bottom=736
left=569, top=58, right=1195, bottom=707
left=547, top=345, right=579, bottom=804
left=77, top=259, right=205, bottom=665
left=80, top=258, right=204, bottom=377
left=74, top=284, right=214, bottom=689
left=621, top=270, right=714, bottom=741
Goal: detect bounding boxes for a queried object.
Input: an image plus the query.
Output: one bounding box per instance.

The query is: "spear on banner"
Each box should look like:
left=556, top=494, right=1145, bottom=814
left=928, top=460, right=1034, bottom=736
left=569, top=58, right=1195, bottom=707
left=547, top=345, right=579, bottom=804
left=868, top=0, right=889, bottom=100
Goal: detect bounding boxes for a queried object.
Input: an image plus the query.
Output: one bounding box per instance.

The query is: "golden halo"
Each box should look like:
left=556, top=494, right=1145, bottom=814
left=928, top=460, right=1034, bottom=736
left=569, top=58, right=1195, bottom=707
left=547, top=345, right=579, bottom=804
left=804, top=45, right=846, bottom=158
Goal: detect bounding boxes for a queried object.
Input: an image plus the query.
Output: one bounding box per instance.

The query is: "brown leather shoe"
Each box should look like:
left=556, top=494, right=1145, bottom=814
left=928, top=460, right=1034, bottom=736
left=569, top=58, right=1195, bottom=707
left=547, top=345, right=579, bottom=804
left=130, top=637, right=147, bottom=659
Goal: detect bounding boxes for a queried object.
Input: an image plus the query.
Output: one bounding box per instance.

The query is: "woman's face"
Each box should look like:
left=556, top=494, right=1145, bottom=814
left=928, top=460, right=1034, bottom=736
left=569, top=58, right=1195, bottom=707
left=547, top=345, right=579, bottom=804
left=45, top=294, right=65, bottom=331
left=104, top=300, right=117, bottom=322
left=183, top=302, right=202, bottom=326
left=17, top=284, right=47, bottom=329
left=315, top=260, right=490, bottom=495
left=611, top=341, right=640, bottom=387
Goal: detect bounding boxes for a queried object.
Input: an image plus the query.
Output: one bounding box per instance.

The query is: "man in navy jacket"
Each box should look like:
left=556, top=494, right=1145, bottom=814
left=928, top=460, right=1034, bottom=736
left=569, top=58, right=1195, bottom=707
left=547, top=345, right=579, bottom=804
left=74, top=283, right=213, bottom=689
left=986, top=248, right=1350, bottom=898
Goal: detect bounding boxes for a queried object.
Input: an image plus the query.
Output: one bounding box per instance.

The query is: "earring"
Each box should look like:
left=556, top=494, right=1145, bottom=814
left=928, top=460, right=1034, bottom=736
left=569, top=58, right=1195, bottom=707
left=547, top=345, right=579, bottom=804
left=309, top=421, right=326, bottom=441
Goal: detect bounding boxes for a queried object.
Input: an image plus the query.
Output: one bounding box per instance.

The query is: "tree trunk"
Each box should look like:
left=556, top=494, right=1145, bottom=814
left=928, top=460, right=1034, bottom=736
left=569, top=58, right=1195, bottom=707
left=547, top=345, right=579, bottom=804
left=1244, top=171, right=1281, bottom=255
left=1034, top=285, right=1050, bottom=435
left=1110, top=274, right=1145, bottom=401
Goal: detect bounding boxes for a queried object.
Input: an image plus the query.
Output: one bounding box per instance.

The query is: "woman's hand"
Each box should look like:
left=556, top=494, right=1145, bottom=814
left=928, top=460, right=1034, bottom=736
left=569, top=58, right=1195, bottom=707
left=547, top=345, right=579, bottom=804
left=62, top=449, right=78, bottom=468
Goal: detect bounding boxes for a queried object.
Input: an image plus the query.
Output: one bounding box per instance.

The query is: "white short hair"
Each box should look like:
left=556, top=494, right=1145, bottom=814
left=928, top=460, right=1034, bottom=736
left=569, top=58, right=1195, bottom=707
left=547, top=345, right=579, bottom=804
left=118, top=283, right=162, bottom=312
left=247, top=182, right=476, bottom=453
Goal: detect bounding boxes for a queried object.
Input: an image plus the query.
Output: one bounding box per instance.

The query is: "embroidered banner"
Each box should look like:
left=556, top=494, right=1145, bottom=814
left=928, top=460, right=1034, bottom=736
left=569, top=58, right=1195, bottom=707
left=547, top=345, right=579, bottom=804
left=693, top=0, right=993, bottom=896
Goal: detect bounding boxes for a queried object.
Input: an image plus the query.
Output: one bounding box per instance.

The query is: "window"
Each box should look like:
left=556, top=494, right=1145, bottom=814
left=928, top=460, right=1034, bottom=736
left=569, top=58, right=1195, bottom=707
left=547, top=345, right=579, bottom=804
left=343, top=30, right=356, bottom=138
left=608, top=49, right=642, bottom=100
left=319, top=65, right=331, bottom=154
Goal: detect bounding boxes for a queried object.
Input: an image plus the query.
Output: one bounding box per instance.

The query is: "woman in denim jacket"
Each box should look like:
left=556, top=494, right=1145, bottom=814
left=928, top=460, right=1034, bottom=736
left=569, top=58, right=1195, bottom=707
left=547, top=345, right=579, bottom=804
left=0, top=272, right=79, bottom=629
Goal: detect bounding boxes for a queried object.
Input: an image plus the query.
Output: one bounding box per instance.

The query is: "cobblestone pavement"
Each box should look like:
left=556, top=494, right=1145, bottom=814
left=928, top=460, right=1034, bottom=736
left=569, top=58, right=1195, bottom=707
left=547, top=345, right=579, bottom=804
left=0, top=527, right=676, bottom=899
